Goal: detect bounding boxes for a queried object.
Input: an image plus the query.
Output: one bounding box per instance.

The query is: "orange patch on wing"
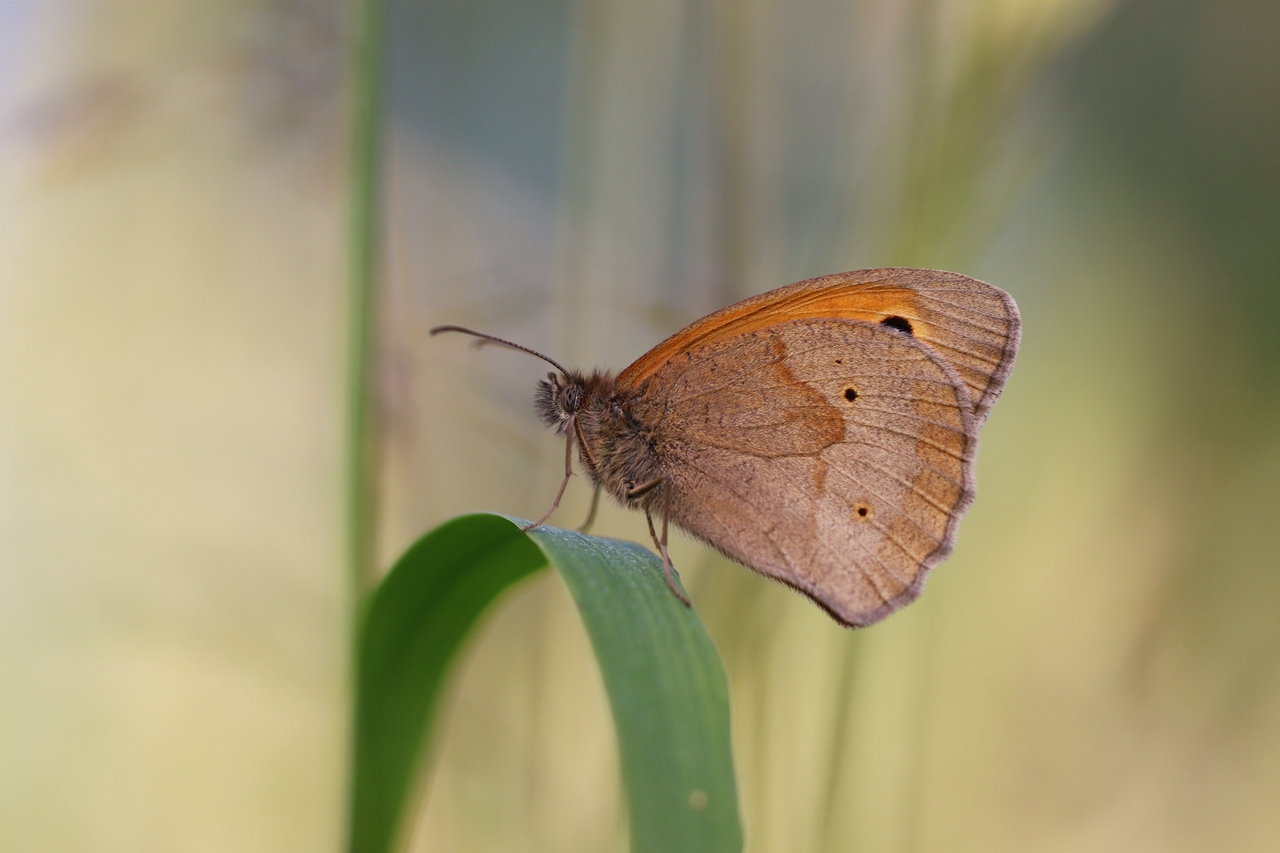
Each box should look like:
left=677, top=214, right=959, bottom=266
left=915, top=421, right=966, bottom=472
left=619, top=278, right=923, bottom=387
left=813, top=458, right=828, bottom=496
left=882, top=516, right=935, bottom=571
left=900, top=467, right=962, bottom=541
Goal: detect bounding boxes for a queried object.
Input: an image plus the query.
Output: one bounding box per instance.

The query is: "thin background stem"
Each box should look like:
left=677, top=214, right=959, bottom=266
left=345, top=0, right=385, bottom=604
left=344, top=0, right=385, bottom=846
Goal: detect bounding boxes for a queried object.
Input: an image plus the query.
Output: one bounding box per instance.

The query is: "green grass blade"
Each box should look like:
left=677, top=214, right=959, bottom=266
left=347, top=512, right=742, bottom=853
left=526, top=524, right=743, bottom=853
left=348, top=514, right=547, bottom=853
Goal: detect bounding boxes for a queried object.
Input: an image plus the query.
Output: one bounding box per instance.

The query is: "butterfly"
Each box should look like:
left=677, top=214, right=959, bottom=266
left=434, top=268, right=1020, bottom=627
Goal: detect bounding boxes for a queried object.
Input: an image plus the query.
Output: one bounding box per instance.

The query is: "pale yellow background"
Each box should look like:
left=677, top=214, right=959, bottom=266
left=3, top=0, right=1279, bottom=851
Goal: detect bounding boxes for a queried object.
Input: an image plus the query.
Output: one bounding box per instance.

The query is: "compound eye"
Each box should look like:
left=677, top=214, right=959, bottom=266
left=561, top=385, right=583, bottom=412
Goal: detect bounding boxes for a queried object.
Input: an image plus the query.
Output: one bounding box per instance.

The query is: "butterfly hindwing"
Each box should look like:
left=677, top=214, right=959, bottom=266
left=632, top=319, right=978, bottom=626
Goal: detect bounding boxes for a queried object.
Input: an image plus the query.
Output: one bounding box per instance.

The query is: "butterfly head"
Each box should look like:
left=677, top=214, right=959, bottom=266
left=536, top=369, right=620, bottom=437
left=536, top=371, right=586, bottom=434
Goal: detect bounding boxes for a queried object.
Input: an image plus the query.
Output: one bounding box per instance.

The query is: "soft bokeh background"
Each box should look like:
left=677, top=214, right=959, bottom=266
left=2, top=0, right=1278, bottom=851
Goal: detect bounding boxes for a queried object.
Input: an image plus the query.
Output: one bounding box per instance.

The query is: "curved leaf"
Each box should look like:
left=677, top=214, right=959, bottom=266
left=526, top=523, right=743, bottom=853
left=348, top=514, right=546, bottom=853
left=348, top=512, right=742, bottom=853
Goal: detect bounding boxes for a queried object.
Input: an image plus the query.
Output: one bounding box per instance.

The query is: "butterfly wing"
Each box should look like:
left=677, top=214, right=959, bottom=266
left=631, top=319, right=978, bottom=627
left=619, top=268, right=1019, bottom=426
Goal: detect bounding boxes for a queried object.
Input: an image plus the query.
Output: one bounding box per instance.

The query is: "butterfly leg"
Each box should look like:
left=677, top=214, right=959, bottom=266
left=626, top=476, right=665, bottom=499
left=576, top=486, right=601, bottom=533
left=522, top=417, right=576, bottom=532
left=645, top=505, right=691, bottom=608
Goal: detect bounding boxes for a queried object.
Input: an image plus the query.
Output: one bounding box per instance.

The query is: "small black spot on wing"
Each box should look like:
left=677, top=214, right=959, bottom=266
left=844, top=388, right=858, bottom=402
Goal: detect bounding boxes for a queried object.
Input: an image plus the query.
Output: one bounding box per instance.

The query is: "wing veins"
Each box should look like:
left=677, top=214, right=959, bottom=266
left=833, top=440, right=968, bottom=511
left=673, top=448, right=901, bottom=603
left=669, top=368, right=962, bottom=407
left=846, top=406, right=972, bottom=446
left=671, top=439, right=954, bottom=587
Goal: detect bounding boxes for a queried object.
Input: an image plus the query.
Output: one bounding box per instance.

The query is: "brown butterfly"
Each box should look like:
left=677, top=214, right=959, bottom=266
left=433, top=268, right=1020, bottom=627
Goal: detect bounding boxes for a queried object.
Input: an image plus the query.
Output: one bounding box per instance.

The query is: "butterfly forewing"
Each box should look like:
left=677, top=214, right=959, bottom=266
left=632, top=319, right=978, bottom=627
left=618, top=268, right=1019, bottom=426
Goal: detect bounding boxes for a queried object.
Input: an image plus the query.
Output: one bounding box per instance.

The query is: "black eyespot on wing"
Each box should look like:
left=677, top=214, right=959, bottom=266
left=844, top=388, right=858, bottom=402
left=880, top=315, right=913, bottom=336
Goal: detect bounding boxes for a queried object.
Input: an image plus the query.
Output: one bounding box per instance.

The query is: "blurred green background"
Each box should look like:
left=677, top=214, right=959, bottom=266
left=2, top=0, right=1278, bottom=850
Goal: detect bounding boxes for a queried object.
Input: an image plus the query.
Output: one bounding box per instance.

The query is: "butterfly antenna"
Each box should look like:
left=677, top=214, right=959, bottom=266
left=429, top=325, right=570, bottom=375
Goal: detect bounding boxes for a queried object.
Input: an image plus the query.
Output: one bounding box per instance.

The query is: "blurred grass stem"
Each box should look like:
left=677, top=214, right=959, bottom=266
left=345, top=0, right=385, bottom=601
left=345, top=0, right=386, bottom=846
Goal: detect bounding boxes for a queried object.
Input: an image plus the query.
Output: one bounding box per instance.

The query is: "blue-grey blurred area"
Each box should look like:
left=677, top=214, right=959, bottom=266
left=2, top=0, right=1279, bottom=850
